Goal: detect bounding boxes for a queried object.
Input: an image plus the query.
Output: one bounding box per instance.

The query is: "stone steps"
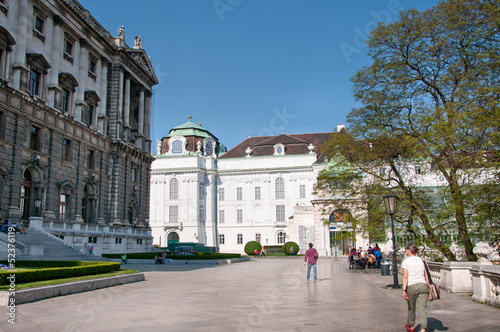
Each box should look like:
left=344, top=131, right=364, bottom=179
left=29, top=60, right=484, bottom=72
left=4, top=229, right=106, bottom=261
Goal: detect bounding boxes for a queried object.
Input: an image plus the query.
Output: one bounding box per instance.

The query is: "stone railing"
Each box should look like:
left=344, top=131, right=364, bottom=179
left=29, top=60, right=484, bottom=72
left=470, top=266, right=500, bottom=307
left=424, top=260, right=500, bottom=308
left=34, top=218, right=151, bottom=236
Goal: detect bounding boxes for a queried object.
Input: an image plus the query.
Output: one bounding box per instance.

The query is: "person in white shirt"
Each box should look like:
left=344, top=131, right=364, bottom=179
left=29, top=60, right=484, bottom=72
left=402, top=242, right=430, bottom=332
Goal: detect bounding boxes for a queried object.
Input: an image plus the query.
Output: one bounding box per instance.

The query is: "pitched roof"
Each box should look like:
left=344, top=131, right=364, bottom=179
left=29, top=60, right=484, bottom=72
left=220, top=131, right=340, bottom=163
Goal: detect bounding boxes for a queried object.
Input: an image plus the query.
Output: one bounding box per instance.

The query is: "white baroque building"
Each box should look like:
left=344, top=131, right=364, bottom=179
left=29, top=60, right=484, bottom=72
left=150, top=119, right=365, bottom=255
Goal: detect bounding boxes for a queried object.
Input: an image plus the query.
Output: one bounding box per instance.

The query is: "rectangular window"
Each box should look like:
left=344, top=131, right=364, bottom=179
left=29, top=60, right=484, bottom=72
left=0, top=111, right=4, bottom=139
left=82, top=104, right=94, bottom=126
left=30, top=70, right=40, bottom=96
left=275, top=178, right=285, bottom=199
left=219, top=188, right=225, bottom=201
left=65, top=39, right=73, bottom=56
left=237, top=187, right=242, bottom=200
left=255, top=187, right=261, bottom=200
left=32, top=7, right=47, bottom=42
left=88, top=54, right=97, bottom=80
left=62, top=139, right=71, bottom=161
left=62, top=89, right=70, bottom=114
left=219, top=234, right=225, bottom=245
left=415, top=165, right=421, bottom=175
left=29, top=126, right=40, bottom=151
left=137, top=239, right=143, bottom=245
left=219, top=210, right=225, bottom=224
left=115, top=238, right=122, bottom=244
left=379, top=167, right=386, bottom=176
left=169, top=179, right=178, bottom=200
left=64, top=33, right=75, bottom=63
left=237, top=209, right=243, bottom=223
left=300, top=185, right=306, bottom=199
left=88, top=236, right=97, bottom=243
left=237, top=234, right=243, bottom=244
left=256, top=233, right=261, bottom=243
left=132, top=167, right=137, bottom=182
left=276, top=205, right=285, bottom=222
left=59, top=194, right=69, bottom=221
left=34, top=16, right=44, bottom=33
left=169, top=206, right=178, bottom=223
left=87, top=149, right=95, bottom=169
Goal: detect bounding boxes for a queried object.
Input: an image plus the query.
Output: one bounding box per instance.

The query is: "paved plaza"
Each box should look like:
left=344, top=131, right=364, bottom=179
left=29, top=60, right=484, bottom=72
left=1, top=257, right=499, bottom=332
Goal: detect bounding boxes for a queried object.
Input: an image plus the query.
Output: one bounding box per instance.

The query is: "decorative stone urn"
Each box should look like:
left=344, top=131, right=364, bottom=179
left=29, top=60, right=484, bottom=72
left=473, top=241, right=493, bottom=264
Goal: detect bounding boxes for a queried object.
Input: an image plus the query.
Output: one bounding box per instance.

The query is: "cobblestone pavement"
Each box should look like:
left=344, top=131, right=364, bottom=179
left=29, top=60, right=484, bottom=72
left=1, top=257, right=499, bottom=332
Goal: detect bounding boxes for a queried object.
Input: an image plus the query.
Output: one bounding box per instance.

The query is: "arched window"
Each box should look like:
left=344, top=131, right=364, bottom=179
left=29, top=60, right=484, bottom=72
left=82, top=185, right=88, bottom=222
left=82, top=184, right=96, bottom=224
left=275, top=177, right=284, bottom=199
left=167, top=232, right=179, bottom=244
left=199, top=205, right=205, bottom=224
left=128, top=205, right=134, bottom=224
left=277, top=231, right=286, bottom=244
left=171, top=140, right=183, bottom=154
left=169, top=178, right=178, bottom=199
left=20, top=170, right=32, bottom=220
left=205, top=140, right=213, bottom=156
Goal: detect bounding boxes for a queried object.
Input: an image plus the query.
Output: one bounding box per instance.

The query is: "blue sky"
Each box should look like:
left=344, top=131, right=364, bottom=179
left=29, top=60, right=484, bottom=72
left=80, top=0, right=439, bottom=150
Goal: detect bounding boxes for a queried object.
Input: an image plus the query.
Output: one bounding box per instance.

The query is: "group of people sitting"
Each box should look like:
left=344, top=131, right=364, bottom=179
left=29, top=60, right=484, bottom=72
left=348, top=244, right=382, bottom=269
left=155, top=250, right=172, bottom=264
left=0, top=219, right=26, bottom=234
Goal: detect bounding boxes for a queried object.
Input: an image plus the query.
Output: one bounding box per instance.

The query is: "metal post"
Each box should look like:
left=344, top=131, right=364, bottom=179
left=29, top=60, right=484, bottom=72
left=390, top=213, right=399, bottom=288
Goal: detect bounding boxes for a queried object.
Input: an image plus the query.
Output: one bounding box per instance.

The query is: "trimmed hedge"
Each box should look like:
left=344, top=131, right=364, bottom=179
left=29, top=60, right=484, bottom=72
left=244, top=241, right=262, bottom=255
left=101, top=252, right=241, bottom=260
left=283, top=242, right=299, bottom=255
left=0, top=260, right=120, bottom=285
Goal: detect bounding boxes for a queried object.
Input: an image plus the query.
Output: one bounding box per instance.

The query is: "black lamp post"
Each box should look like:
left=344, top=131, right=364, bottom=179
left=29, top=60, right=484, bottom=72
left=34, top=198, right=42, bottom=217
left=384, top=194, right=399, bottom=288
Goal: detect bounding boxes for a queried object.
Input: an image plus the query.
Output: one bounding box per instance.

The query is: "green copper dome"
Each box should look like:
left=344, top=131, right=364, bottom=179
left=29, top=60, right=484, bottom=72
left=167, top=116, right=214, bottom=139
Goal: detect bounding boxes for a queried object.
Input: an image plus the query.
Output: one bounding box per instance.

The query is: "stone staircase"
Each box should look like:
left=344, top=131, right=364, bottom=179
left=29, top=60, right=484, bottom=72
left=0, top=229, right=106, bottom=261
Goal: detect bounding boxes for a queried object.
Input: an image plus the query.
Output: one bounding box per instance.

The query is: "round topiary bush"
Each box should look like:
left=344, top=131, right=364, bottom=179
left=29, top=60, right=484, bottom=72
left=284, top=241, right=299, bottom=255
left=244, top=241, right=262, bottom=255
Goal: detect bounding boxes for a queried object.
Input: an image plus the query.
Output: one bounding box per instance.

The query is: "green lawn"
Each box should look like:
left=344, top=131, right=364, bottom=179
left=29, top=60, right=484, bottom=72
left=0, top=268, right=139, bottom=291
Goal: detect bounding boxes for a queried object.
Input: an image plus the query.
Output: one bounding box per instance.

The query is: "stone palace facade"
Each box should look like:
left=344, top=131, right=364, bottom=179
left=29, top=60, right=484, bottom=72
left=0, top=0, right=158, bottom=254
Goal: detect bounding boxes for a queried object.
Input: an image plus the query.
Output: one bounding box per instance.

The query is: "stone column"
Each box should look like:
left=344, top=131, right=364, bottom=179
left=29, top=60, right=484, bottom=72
left=75, top=38, right=88, bottom=122
left=144, top=93, right=152, bottom=152
left=12, top=0, right=29, bottom=90
left=123, top=74, right=130, bottom=140
left=117, top=69, right=124, bottom=139
left=98, top=58, right=109, bottom=134
left=135, top=88, right=145, bottom=148
left=48, top=15, right=64, bottom=108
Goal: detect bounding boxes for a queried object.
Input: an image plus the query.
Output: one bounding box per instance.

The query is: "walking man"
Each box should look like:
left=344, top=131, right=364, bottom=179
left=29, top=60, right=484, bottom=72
left=303, top=243, right=318, bottom=282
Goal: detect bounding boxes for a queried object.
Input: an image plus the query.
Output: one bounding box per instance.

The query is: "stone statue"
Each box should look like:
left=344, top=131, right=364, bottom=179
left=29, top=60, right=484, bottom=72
left=473, top=241, right=493, bottom=262
left=118, top=26, right=125, bottom=39
left=133, top=35, right=142, bottom=49
left=115, top=26, right=125, bottom=47
left=156, top=140, right=161, bottom=155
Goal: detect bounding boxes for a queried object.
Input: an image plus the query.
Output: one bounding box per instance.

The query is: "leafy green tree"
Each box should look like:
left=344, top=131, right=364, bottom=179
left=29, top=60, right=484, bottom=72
left=318, top=0, right=500, bottom=261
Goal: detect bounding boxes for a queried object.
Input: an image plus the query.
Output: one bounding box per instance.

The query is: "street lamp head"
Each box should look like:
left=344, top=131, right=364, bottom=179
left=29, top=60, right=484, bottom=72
left=383, top=194, right=397, bottom=215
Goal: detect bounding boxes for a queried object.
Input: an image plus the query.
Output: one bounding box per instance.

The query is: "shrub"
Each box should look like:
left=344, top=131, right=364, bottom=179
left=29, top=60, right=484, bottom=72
left=0, top=261, right=120, bottom=285
left=283, top=242, right=299, bottom=255
left=244, top=241, right=262, bottom=255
